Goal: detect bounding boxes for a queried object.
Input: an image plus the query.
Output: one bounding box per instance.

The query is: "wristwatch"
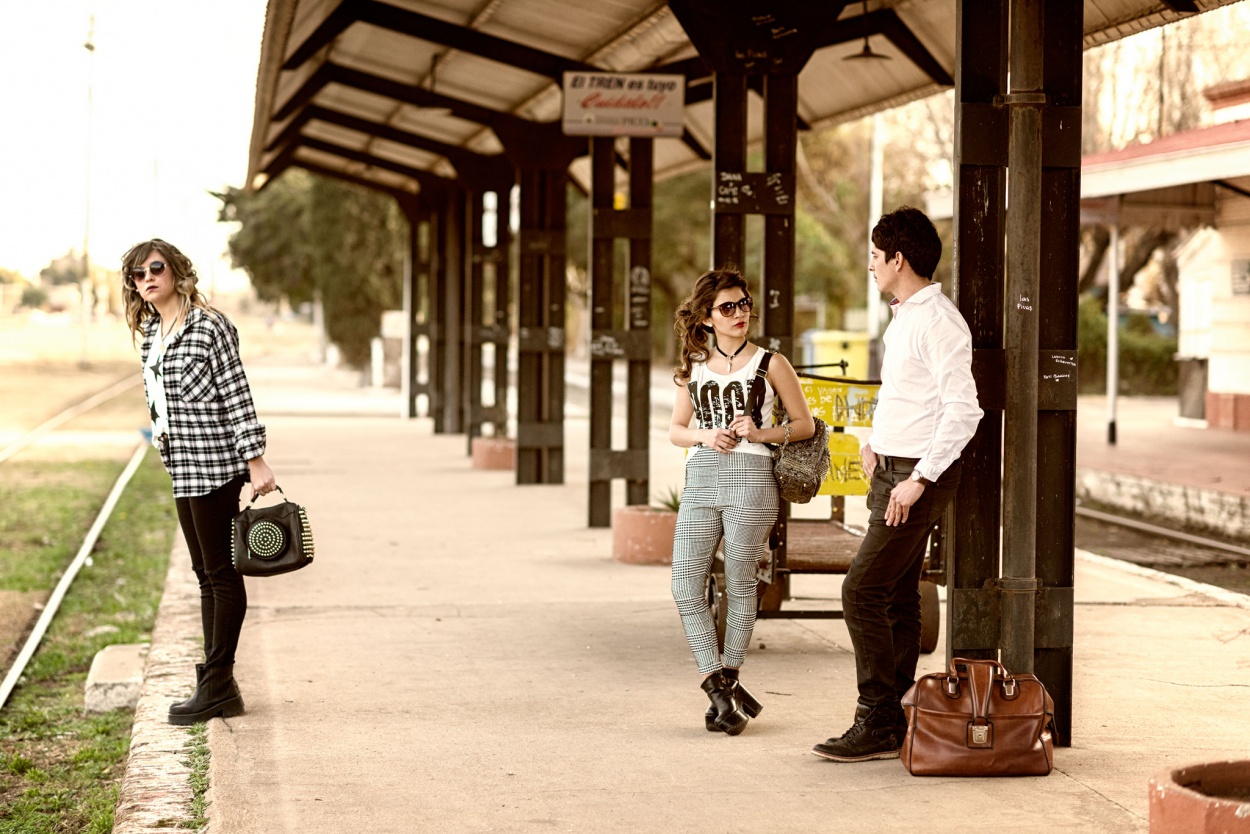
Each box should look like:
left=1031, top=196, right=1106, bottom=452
left=910, top=469, right=933, bottom=487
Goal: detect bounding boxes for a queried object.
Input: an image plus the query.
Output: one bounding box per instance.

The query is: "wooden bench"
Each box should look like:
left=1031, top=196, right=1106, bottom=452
left=711, top=517, right=941, bottom=653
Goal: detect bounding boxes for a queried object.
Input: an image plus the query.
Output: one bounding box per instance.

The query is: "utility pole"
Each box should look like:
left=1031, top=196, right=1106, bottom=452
left=80, top=15, right=95, bottom=368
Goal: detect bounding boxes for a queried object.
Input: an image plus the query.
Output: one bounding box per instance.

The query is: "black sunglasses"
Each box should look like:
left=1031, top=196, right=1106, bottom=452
left=712, top=297, right=753, bottom=317
left=129, top=261, right=166, bottom=284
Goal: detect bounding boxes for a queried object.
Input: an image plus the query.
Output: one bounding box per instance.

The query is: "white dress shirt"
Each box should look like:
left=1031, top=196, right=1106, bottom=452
left=868, top=283, right=983, bottom=481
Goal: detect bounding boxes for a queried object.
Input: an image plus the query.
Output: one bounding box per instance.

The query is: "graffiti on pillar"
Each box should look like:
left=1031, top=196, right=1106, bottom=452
left=629, top=265, right=651, bottom=328
left=1016, top=295, right=1033, bottom=312
left=768, top=288, right=782, bottom=309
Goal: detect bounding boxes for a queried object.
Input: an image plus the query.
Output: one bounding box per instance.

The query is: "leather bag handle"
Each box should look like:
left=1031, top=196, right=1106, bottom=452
left=948, top=657, right=1017, bottom=718
left=244, top=484, right=287, bottom=508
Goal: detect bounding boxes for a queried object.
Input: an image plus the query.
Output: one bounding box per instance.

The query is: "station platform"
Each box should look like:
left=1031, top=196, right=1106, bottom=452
left=118, top=356, right=1250, bottom=833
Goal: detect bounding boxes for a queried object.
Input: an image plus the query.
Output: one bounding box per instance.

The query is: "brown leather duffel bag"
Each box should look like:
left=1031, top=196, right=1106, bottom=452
left=900, top=657, right=1055, bottom=777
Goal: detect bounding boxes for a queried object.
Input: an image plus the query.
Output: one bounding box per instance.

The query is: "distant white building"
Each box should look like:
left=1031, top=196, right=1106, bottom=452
left=1064, top=81, right=1250, bottom=430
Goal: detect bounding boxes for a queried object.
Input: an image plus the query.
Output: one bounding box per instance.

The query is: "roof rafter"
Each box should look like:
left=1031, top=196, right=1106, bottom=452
left=283, top=0, right=599, bottom=79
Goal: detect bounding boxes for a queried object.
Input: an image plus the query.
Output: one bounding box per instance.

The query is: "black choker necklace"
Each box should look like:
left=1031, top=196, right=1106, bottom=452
left=715, top=340, right=748, bottom=370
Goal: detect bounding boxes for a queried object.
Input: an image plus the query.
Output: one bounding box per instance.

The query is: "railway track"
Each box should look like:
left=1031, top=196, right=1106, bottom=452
left=1074, top=504, right=1250, bottom=595
left=0, top=374, right=147, bottom=702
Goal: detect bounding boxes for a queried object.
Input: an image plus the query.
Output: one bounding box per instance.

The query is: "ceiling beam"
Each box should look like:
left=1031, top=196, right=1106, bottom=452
left=266, top=155, right=416, bottom=203
left=283, top=0, right=599, bottom=80
left=287, top=134, right=450, bottom=186
left=274, top=61, right=536, bottom=133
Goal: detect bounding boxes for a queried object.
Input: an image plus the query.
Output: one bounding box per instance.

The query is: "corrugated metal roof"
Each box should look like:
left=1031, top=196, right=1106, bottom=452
left=247, top=0, right=1247, bottom=196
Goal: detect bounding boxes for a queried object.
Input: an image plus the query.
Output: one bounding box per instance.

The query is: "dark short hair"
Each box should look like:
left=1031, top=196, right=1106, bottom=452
left=871, top=206, right=941, bottom=279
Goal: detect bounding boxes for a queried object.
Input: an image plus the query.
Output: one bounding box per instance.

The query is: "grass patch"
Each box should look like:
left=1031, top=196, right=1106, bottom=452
left=0, top=450, right=177, bottom=833
left=182, top=723, right=210, bottom=830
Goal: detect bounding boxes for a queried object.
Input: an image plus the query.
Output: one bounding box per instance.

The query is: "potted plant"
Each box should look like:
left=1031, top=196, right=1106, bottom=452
left=1149, top=760, right=1250, bottom=832
left=611, top=488, right=680, bottom=565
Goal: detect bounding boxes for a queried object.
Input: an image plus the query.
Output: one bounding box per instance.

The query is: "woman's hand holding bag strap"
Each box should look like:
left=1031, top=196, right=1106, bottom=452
left=231, top=485, right=315, bottom=577
left=745, top=351, right=831, bottom=504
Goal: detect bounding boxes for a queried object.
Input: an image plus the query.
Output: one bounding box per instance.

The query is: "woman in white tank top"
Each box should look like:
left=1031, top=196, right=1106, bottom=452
left=668, top=267, right=815, bottom=735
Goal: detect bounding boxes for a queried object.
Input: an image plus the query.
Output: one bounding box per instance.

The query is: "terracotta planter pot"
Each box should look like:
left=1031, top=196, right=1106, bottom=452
left=612, top=505, right=677, bottom=565
left=471, top=437, right=515, bottom=471
left=1149, top=760, right=1250, bottom=833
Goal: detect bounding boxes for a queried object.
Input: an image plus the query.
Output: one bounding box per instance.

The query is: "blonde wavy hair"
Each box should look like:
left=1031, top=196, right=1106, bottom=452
left=672, top=266, right=754, bottom=384
left=120, top=239, right=217, bottom=343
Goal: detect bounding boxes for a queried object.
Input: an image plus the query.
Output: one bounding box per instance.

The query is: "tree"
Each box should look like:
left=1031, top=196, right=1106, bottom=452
left=216, top=170, right=407, bottom=367
left=39, top=251, right=83, bottom=286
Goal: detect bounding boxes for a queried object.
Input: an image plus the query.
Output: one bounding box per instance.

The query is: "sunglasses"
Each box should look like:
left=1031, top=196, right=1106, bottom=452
left=712, top=297, right=753, bottom=317
left=128, top=261, right=166, bottom=284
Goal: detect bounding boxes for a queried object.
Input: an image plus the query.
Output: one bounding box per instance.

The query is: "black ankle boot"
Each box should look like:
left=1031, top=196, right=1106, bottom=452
left=168, top=664, right=244, bottom=725
left=723, top=668, right=763, bottom=717
left=853, top=699, right=908, bottom=737
left=706, top=668, right=763, bottom=730
left=811, top=702, right=906, bottom=762
left=169, top=663, right=207, bottom=712
left=700, top=671, right=749, bottom=736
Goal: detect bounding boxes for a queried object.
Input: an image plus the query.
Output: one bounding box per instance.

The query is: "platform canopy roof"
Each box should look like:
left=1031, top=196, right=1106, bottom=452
left=246, top=0, right=1245, bottom=198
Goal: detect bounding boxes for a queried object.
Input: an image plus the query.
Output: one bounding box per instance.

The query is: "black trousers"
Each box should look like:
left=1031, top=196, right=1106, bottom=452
left=174, top=473, right=248, bottom=671
left=842, top=456, right=961, bottom=708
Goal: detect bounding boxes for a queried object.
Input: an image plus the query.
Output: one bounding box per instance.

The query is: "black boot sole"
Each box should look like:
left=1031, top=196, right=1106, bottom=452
left=810, top=743, right=901, bottom=762
left=168, top=695, right=245, bottom=726
left=706, top=696, right=762, bottom=731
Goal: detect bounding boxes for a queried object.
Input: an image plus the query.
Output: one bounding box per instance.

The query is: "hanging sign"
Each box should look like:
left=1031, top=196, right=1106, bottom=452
left=562, top=72, right=685, bottom=137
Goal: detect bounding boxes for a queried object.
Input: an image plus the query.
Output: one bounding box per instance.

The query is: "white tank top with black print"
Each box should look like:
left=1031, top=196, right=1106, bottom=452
left=686, top=347, right=776, bottom=458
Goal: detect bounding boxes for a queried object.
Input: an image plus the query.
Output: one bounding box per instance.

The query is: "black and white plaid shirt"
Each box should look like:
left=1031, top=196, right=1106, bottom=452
left=141, top=307, right=267, bottom=497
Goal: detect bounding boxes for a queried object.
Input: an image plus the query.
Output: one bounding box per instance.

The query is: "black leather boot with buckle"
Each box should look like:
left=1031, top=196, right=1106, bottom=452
left=701, top=671, right=749, bottom=735
left=705, top=668, right=763, bottom=731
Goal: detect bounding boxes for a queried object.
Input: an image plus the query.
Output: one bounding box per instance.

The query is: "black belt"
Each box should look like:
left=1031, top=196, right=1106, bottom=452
left=879, top=454, right=920, bottom=472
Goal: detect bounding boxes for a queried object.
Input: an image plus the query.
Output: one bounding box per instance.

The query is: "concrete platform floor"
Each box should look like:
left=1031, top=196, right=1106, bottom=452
left=198, top=411, right=1250, bottom=834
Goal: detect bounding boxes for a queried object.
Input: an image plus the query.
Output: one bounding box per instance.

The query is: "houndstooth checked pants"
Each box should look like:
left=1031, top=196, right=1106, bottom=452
left=671, top=447, right=779, bottom=674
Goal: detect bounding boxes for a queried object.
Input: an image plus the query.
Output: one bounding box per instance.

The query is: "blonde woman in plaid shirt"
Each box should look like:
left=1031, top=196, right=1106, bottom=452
left=122, top=239, right=277, bottom=725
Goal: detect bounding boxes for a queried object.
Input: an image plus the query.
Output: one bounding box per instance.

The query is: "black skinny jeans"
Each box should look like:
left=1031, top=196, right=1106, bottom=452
left=842, top=457, right=961, bottom=709
left=174, top=473, right=248, bottom=671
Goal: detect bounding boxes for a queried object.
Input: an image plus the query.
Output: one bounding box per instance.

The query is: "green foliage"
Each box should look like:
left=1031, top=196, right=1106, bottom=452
left=38, top=259, right=81, bottom=287
left=19, top=286, right=47, bottom=309
left=183, top=723, right=210, bottom=829
left=652, top=486, right=682, bottom=512
left=216, top=169, right=407, bottom=367
left=0, top=452, right=176, bottom=832
left=1077, top=296, right=1179, bottom=395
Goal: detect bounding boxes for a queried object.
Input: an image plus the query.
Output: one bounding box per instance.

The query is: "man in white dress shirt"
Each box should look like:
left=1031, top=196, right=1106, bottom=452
left=813, top=206, right=983, bottom=763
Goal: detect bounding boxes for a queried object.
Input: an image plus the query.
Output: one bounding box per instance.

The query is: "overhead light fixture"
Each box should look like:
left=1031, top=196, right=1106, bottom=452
left=843, top=1, right=891, bottom=61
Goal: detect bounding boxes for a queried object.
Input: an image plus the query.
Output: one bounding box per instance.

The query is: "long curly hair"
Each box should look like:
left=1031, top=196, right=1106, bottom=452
left=120, top=239, right=217, bottom=343
left=672, top=266, right=753, bottom=384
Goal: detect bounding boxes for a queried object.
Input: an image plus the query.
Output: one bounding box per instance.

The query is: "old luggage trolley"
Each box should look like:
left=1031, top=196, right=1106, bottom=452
left=707, top=366, right=944, bottom=654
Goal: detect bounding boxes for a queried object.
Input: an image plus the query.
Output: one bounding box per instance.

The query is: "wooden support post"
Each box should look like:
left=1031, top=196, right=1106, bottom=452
left=589, top=137, right=615, bottom=527
left=947, top=0, right=1007, bottom=663
left=442, top=187, right=466, bottom=434
left=516, top=166, right=568, bottom=484
left=587, top=137, right=654, bottom=527
left=712, top=73, right=747, bottom=269
left=401, top=198, right=437, bottom=420
left=1035, top=0, right=1083, bottom=748
left=626, top=137, right=654, bottom=509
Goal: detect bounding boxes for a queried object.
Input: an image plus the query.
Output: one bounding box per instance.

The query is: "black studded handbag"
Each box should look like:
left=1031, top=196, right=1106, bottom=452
left=231, top=486, right=315, bottom=577
left=746, top=351, right=831, bottom=504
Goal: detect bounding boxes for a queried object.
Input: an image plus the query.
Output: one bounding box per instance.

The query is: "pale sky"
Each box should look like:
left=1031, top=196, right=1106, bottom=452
left=0, top=0, right=268, bottom=289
